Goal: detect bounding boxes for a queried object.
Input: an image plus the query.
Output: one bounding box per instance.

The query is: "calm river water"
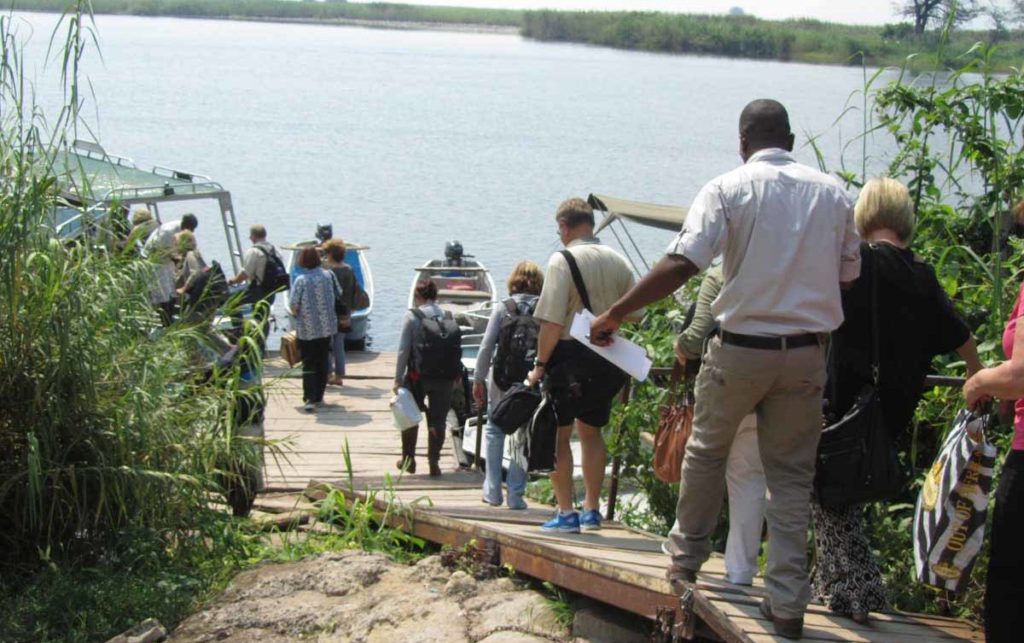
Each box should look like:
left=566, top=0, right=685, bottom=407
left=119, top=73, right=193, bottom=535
left=17, top=12, right=896, bottom=349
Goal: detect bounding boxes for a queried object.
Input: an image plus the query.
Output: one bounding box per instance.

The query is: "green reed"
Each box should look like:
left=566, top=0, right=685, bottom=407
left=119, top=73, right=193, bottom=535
left=0, top=2, right=268, bottom=567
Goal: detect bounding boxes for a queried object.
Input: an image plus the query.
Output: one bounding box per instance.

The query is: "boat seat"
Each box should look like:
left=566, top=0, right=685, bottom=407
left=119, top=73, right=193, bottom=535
left=438, top=288, right=491, bottom=301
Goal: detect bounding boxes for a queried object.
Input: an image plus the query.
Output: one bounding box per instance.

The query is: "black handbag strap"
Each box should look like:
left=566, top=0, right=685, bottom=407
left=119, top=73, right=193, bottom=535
left=869, top=244, right=880, bottom=385
left=560, top=249, right=592, bottom=312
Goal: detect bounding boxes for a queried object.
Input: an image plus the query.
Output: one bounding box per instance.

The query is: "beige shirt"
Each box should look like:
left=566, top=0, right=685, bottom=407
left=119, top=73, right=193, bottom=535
left=242, top=242, right=274, bottom=283
left=667, top=148, right=860, bottom=335
left=534, top=236, right=636, bottom=340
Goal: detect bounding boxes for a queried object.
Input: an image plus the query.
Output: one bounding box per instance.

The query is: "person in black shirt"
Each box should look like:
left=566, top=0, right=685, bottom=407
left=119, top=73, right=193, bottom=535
left=811, top=178, right=983, bottom=624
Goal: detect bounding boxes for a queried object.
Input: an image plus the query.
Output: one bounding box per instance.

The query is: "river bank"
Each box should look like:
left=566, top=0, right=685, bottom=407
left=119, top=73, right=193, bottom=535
left=10, top=0, right=1024, bottom=70
left=235, top=15, right=518, bottom=35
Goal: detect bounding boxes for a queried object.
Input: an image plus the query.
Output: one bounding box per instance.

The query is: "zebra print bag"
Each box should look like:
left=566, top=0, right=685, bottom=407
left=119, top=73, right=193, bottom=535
left=913, top=409, right=997, bottom=593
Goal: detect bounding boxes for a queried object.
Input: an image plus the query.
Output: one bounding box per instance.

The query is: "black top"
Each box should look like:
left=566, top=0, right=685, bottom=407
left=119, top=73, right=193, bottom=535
left=329, top=264, right=357, bottom=312
left=830, top=242, right=969, bottom=437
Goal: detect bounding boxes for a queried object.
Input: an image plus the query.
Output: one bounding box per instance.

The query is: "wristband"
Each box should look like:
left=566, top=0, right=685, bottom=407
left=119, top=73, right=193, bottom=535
left=534, top=360, right=547, bottom=368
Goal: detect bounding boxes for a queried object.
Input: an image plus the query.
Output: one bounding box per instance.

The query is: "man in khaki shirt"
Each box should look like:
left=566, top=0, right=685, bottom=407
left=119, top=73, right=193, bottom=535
left=526, top=197, right=636, bottom=534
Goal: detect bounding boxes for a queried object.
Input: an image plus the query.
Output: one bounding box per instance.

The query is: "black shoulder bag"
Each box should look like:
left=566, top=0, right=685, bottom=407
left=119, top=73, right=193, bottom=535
left=814, top=246, right=904, bottom=508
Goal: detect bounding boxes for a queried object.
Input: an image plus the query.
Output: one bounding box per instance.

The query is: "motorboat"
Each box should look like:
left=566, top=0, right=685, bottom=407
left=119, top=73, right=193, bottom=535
left=51, top=140, right=263, bottom=513
left=407, top=240, right=497, bottom=368
left=282, top=224, right=374, bottom=351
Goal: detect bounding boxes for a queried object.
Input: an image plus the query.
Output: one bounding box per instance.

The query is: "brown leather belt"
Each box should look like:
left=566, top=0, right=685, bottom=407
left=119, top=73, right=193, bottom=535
left=720, top=330, right=822, bottom=350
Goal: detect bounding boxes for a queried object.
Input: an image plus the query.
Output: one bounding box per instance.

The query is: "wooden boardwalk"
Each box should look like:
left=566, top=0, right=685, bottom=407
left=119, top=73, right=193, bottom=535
left=259, top=351, right=983, bottom=643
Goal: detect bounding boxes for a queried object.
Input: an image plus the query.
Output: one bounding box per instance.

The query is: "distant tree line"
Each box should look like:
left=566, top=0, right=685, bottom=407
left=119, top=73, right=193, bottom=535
left=9, top=0, right=1024, bottom=69
left=520, top=9, right=1024, bottom=67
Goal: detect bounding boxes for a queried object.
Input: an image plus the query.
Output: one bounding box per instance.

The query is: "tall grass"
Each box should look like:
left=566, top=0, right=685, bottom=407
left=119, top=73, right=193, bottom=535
left=0, top=4, right=263, bottom=567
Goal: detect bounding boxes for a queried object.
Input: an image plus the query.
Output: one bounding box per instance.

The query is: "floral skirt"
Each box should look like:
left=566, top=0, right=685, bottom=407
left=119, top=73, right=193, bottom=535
left=810, top=502, right=889, bottom=614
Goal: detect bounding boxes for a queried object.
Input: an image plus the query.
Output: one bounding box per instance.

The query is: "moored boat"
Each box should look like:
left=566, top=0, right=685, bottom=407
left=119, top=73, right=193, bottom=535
left=408, top=241, right=497, bottom=368
left=52, top=139, right=245, bottom=273
left=282, top=226, right=374, bottom=351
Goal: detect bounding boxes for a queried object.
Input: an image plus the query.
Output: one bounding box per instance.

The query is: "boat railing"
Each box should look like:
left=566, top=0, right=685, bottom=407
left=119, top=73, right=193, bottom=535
left=151, top=165, right=213, bottom=183
left=104, top=180, right=228, bottom=202
left=71, top=139, right=136, bottom=168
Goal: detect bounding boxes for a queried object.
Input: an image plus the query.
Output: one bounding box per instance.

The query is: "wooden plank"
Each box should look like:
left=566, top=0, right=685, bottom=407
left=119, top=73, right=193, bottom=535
left=255, top=352, right=983, bottom=643
left=705, top=594, right=983, bottom=640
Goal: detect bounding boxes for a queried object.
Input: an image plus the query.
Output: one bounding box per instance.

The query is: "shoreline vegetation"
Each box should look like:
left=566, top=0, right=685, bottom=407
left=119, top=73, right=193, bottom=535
left=9, top=0, right=1024, bottom=69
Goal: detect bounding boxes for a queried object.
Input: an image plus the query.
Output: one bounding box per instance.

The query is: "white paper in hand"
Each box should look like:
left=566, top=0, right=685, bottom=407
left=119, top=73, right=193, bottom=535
left=569, top=310, right=652, bottom=381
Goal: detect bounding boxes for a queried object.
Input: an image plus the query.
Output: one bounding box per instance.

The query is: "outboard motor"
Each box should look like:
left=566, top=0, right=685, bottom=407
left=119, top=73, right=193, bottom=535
left=444, top=240, right=464, bottom=267
left=315, top=222, right=333, bottom=244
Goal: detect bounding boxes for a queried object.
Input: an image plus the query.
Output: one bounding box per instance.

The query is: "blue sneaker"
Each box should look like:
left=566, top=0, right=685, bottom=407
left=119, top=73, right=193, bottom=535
left=541, top=511, right=580, bottom=533
left=580, top=509, right=602, bottom=531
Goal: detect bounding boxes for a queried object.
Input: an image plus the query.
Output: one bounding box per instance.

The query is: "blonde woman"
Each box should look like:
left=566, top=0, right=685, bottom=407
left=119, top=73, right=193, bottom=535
left=174, top=229, right=206, bottom=296
left=472, top=261, right=544, bottom=509
left=811, top=177, right=982, bottom=623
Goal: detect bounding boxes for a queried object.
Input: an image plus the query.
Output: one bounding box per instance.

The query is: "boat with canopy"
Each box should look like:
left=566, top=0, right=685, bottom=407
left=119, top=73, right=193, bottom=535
left=52, top=139, right=245, bottom=273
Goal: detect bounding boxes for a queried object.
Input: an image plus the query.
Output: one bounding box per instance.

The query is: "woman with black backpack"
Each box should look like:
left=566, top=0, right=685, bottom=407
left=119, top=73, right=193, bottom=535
left=394, top=278, right=462, bottom=477
left=473, top=261, right=544, bottom=509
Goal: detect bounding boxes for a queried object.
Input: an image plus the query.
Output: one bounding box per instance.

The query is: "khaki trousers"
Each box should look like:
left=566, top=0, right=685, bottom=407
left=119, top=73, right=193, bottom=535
left=667, top=336, right=826, bottom=619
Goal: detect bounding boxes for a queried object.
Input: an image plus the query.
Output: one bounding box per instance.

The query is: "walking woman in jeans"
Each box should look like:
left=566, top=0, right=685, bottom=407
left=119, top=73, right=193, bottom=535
left=322, top=238, right=356, bottom=386
left=473, top=261, right=543, bottom=510
left=290, top=246, right=342, bottom=413
left=963, top=199, right=1024, bottom=643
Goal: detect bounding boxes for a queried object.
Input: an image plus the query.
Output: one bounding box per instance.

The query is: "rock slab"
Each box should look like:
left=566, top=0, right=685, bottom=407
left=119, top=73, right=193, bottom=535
left=169, top=551, right=586, bottom=643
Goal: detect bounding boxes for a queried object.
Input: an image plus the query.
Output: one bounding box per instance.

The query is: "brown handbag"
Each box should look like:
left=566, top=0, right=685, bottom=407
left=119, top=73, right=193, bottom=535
left=653, top=361, right=693, bottom=484
left=280, top=330, right=302, bottom=367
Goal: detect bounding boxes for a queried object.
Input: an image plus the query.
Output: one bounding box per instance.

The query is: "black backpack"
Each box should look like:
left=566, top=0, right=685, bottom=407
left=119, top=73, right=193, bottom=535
left=411, top=308, right=462, bottom=379
left=525, top=391, right=558, bottom=473
left=185, top=260, right=229, bottom=318
left=491, top=298, right=540, bottom=390
left=490, top=383, right=542, bottom=435
left=255, top=245, right=290, bottom=294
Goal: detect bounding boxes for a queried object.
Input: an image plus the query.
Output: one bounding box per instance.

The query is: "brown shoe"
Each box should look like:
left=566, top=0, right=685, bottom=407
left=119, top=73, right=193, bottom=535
left=666, top=565, right=697, bottom=594
left=759, top=598, right=803, bottom=640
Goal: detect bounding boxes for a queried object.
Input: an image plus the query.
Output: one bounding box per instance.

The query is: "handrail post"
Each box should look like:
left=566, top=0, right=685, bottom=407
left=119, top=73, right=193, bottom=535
left=605, top=378, right=633, bottom=522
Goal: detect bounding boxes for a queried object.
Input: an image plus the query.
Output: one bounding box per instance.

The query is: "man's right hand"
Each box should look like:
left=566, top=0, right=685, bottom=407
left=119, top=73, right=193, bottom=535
left=674, top=345, right=687, bottom=369
left=472, top=381, right=485, bottom=407
left=589, top=310, right=622, bottom=347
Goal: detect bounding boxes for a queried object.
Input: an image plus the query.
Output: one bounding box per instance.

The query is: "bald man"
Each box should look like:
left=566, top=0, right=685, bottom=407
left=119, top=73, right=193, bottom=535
left=591, top=99, right=860, bottom=639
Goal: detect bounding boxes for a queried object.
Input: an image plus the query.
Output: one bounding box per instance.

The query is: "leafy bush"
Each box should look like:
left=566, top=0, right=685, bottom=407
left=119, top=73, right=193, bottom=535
left=607, top=41, right=1023, bottom=623
left=0, top=0, right=266, bottom=604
